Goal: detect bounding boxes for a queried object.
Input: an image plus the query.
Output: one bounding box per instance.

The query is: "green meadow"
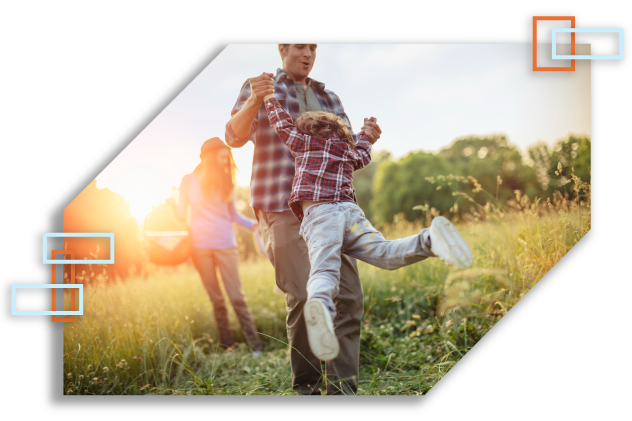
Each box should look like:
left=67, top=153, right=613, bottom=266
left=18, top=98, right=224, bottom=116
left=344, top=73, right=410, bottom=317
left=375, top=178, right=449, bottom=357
left=62, top=175, right=590, bottom=395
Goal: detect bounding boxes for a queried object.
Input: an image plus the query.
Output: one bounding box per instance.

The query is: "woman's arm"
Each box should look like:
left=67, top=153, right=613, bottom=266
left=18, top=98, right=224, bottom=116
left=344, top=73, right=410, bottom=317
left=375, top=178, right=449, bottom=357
left=228, top=192, right=256, bottom=231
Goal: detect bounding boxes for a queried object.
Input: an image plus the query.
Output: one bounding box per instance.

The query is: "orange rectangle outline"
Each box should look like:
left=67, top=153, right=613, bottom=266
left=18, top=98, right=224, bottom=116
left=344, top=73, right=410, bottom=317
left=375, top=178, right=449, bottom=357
left=51, top=251, right=76, bottom=322
left=533, top=16, right=576, bottom=71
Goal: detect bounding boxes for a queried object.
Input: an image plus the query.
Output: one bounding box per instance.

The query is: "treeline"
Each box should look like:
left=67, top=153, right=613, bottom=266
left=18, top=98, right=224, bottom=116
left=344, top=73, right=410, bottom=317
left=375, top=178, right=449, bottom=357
left=64, top=180, right=143, bottom=279
left=65, top=133, right=589, bottom=279
left=354, top=134, right=590, bottom=223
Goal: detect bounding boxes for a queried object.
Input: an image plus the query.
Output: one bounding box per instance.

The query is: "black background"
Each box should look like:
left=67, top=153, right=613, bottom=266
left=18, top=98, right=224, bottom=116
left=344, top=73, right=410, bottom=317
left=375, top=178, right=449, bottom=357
left=3, top=10, right=616, bottom=400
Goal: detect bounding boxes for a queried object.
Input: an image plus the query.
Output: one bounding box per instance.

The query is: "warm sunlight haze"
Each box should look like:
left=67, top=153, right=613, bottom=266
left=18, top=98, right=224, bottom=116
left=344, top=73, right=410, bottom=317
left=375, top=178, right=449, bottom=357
left=95, top=44, right=590, bottom=224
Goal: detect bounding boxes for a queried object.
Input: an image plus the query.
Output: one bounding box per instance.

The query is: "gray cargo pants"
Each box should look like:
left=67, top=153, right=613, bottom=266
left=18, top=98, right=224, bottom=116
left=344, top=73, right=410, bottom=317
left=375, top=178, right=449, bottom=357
left=256, top=209, right=363, bottom=395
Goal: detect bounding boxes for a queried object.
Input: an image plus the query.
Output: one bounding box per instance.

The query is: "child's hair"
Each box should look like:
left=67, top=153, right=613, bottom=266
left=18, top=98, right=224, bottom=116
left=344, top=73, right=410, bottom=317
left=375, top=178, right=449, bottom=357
left=295, top=111, right=355, bottom=149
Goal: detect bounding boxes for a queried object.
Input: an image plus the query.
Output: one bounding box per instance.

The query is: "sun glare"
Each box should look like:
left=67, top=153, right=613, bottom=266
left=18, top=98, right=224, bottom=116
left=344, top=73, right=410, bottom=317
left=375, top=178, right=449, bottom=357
left=125, top=186, right=161, bottom=226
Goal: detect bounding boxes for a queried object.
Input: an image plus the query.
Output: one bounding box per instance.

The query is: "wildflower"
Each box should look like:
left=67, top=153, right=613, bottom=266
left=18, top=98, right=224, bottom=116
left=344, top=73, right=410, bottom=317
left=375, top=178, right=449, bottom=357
left=87, top=365, right=93, bottom=371
left=103, top=367, right=109, bottom=373
left=423, top=325, right=435, bottom=334
left=78, top=375, right=84, bottom=381
left=67, top=373, right=72, bottom=379
left=93, top=377, right=98, bottom=382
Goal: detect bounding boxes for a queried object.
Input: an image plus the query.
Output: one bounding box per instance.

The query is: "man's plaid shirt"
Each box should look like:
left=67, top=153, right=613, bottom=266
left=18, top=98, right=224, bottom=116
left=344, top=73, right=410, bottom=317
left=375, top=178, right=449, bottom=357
left=225, top=68, right=356, bottom=214
left=264, top=97, right=372, bottom=222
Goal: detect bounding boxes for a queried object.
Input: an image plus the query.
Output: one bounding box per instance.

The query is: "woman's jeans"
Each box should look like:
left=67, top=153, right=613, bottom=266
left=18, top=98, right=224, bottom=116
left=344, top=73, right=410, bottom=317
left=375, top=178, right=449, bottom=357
left=299, top=202, right=434, bottom=319
left=192, top=247, right=263, bottom=351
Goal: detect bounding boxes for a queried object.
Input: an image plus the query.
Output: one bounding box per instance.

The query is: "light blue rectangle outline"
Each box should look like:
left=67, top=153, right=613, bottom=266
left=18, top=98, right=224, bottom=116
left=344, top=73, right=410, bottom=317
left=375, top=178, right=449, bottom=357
left=43, top=233, right=114, bottom=264
left=11, top=284, right=84, bottom=315
left=552, top=28, right=624, bottom=59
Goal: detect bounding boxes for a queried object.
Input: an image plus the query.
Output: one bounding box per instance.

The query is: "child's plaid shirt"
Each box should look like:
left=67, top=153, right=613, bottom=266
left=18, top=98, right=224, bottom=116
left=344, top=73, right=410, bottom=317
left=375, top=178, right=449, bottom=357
left=264, top=97, right=372, bottom=222
left=225, top=69, right=354, bottom=214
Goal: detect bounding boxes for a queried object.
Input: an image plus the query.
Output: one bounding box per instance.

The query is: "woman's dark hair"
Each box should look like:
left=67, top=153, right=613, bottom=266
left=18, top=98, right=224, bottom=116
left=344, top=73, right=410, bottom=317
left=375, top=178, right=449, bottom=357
left=295, top=111, right=355, bottom=149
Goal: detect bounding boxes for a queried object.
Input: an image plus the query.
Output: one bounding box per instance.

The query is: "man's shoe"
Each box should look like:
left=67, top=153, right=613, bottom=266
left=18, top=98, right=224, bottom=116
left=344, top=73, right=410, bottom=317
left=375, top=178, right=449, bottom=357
left=304, top=300, right=339, bottom=361
left=429, top=216, right=473, bottom=269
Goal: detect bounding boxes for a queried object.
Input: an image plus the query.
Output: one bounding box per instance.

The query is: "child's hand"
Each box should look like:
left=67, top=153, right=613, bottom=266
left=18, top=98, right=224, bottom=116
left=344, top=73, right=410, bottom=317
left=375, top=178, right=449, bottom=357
left=250, top=72, right=275, bottom=103
left=259, top=72, right=276, bottom=101
left=361, top=117, right=382, bottom=144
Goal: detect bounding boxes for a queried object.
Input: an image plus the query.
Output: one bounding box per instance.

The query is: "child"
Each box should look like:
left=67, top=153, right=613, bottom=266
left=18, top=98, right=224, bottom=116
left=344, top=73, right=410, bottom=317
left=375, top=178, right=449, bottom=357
left=262, top=91, right=473, bottom=362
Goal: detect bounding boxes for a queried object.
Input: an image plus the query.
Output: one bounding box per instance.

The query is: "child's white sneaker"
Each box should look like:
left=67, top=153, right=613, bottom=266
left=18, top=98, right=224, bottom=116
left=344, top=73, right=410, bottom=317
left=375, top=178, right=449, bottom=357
left=429, top=216, right=473, bottom=269
left=304, top=299, right=339, bottom=361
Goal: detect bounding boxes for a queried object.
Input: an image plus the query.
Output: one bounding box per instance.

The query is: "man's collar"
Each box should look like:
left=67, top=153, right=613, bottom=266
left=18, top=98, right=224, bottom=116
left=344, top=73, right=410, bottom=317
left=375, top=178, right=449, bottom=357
left=275, top=68, right=325, bottom=90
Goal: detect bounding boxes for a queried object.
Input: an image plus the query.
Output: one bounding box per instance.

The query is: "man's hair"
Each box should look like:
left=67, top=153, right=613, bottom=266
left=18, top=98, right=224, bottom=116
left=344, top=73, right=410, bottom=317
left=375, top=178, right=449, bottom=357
left=278, top=44, right=289, bottom=61
left=295, top=112, right=355, bottom=149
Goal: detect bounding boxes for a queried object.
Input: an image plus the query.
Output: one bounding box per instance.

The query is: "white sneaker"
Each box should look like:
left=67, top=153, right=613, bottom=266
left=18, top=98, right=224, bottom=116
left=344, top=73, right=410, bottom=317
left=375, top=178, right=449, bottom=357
left=429, top=216, right=473, bottom=269
left=304, top=300, right=339, bottom=361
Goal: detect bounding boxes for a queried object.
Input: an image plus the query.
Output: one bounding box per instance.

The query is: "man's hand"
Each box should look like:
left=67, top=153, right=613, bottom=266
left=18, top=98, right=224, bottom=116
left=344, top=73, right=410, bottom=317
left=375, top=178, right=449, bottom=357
left=250, top=72, right=275, bottom=103
left=361, top=117, right=382, bottom=144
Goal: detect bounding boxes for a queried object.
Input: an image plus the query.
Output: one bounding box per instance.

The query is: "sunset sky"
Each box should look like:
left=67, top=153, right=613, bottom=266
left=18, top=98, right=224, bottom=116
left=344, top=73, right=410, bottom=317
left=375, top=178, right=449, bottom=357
left=95, top=44, right=591, bottom=223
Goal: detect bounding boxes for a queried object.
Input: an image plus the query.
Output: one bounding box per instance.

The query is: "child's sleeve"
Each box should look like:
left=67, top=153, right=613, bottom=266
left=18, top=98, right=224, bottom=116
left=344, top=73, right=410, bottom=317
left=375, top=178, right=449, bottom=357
left=350, top=132, right=373, bottom=170
left=264, top=98, right=306, bottom=153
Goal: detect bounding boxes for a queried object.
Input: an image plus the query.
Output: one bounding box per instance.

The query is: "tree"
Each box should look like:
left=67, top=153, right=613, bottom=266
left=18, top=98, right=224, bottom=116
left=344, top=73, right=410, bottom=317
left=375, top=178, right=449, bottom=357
left=353, top=150, right=391, bottom=222
left=370, top=151, right=454, bottom=223
left=64, top=180, right=143, bottom=280
left=528, top=135, right=590, bottom=197
left=438, top=134, right=540, bottom=204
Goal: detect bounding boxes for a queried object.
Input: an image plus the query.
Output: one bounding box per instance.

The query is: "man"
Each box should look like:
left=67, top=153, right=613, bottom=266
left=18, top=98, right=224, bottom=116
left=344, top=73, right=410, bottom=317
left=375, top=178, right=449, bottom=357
left=225, top=44, right=381, bottom=395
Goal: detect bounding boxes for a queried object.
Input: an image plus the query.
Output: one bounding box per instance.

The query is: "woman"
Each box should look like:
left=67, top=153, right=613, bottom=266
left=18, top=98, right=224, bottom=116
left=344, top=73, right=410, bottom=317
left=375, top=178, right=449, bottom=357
left=174, top=137, right=263, bottom=354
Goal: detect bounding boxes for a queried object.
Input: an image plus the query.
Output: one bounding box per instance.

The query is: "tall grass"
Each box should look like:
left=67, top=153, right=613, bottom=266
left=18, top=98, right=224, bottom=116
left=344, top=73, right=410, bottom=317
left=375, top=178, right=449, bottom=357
left=63, top=174, right=590, bottom=395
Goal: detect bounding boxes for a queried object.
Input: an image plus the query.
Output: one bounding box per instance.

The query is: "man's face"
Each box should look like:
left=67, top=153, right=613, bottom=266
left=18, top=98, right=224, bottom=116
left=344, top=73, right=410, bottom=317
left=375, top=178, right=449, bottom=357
left=280, top=44, right=317, bottom=81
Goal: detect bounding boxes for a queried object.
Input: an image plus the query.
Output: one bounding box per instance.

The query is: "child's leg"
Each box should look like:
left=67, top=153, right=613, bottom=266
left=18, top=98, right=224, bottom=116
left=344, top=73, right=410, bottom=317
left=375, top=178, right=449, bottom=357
left=342, top=203, right=435, bottom=270
left=300, top=203, right=347, bottom=361
left=300, top=203, right=347, bottom=319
